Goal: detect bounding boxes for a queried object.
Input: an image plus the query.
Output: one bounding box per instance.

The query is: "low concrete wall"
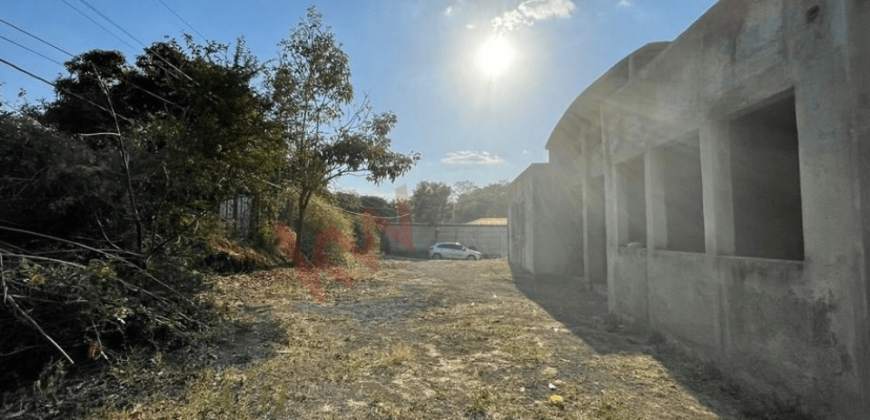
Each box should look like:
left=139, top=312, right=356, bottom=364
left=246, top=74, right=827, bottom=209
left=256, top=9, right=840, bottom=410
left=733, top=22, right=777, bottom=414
left=614, top=251, right=850, bottom=415
left=385, top=224, right=507, bottom=257
left=610, top=249, right=648, bottom=323
left=718, top=257, right=846, bottom=413
left=648, top=251, right=719, bottom=358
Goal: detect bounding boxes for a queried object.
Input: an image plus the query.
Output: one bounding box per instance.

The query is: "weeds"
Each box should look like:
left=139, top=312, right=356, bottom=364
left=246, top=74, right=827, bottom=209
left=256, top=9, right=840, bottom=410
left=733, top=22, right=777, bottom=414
left=466, top=385, right=498, bottom=418
left=379, top=342, right=415, bottom=367
left=594, top=391, right=632, bottom=420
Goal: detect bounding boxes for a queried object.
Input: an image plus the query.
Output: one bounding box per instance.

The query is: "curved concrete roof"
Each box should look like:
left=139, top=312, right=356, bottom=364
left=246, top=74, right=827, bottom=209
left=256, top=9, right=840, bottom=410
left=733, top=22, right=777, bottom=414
left=545, top=41, right=670, bottom=150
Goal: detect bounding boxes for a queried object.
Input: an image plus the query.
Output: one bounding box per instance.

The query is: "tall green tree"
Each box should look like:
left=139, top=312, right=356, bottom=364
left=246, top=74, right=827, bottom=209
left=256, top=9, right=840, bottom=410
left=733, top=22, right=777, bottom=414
left=38, top=38, right=284, bottom=253
left=452, top=180, right=509, bottom=223
left=132, top=38, right=284, bottom=252
left=42, top=50, right=135, bottom=146
left=360, top=195, right=398, bottom=219
left=411, top=181, right=452, bottom=224
left=269, top=7, right=418, bottom=262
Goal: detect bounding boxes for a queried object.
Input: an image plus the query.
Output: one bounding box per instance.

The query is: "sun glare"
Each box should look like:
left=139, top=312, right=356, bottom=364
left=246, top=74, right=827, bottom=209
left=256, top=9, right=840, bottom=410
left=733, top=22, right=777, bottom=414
left=477, top=37, right=513, bottom=76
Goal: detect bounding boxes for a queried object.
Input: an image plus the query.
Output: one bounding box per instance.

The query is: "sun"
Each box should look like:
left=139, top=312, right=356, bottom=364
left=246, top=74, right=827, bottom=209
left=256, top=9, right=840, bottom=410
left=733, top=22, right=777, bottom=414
left=477, top=37, right=514, bottom=76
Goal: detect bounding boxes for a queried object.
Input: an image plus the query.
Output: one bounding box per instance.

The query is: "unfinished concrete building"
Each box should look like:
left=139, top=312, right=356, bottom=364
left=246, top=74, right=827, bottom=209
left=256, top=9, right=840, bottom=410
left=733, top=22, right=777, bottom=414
left=508, top=1, right=870, bottom=418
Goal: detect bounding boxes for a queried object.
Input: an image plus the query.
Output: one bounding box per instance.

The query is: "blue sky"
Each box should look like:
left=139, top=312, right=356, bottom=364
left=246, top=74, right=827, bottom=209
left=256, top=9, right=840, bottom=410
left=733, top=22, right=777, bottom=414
left=0, top=0, right=718, bottom=199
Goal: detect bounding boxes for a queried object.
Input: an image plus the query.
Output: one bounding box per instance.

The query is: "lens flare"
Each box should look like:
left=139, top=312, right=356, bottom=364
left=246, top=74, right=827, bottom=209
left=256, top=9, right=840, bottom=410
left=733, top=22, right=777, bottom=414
left=477, top=37, right=513, bottom=76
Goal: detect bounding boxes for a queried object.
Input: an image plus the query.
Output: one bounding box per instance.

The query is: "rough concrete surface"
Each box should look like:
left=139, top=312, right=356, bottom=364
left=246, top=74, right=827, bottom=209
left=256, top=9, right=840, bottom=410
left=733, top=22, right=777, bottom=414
left=508, top=1, right=870, bottom=417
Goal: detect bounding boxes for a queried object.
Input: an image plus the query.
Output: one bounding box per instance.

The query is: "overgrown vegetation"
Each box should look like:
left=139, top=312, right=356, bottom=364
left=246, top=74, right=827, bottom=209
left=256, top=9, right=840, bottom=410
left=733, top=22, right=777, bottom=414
left=1, top=5, right=415, bottom=393
left=0, top=250, right=217, bottom=390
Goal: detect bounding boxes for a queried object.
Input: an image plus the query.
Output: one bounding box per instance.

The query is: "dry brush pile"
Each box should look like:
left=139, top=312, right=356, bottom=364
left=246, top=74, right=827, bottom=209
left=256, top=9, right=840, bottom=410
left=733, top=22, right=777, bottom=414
left=0, top=233, right=220, bottom=390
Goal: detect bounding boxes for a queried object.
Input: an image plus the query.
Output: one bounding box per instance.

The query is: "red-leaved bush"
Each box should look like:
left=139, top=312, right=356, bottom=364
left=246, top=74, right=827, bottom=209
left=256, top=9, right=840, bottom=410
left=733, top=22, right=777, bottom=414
left=271, top=213, right=382, bottom=302
left=273, top=222, right=296, bottom=258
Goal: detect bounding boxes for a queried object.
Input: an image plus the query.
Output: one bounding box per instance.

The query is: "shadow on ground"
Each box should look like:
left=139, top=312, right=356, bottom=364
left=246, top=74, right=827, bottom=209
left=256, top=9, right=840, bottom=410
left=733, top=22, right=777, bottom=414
left=509, top=266, right=810, bottom=420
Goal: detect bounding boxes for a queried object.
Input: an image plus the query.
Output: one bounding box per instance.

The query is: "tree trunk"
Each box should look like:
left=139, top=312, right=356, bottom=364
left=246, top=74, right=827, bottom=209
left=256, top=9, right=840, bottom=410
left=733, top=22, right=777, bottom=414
left=293, top=190, right=309, bottom=266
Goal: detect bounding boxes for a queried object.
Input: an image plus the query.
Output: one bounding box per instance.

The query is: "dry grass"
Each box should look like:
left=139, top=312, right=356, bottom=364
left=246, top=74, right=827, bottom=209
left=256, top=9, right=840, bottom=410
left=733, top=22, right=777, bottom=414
left=4, top=258, right=810, bottom=419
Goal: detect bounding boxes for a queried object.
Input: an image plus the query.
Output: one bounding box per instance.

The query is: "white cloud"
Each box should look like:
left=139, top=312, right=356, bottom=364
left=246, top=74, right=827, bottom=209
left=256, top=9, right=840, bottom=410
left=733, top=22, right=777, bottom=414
left=617, top=0, right=633, bottom=8
left=492, top=0, right=576, bottom=32
left=441, top=150, right=506, bottom=165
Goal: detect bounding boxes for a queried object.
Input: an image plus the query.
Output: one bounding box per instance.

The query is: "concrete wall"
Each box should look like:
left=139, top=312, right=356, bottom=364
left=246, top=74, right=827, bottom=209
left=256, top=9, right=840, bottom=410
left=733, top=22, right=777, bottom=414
left=508, top=166, right=536, bottom=272
left=508, top=163, right=583, bottom=277
left=596, top=2, right=870, bottom=417
left=384, top=223, right=508, bottom=257
left=511, top=0, right=870, bottom=417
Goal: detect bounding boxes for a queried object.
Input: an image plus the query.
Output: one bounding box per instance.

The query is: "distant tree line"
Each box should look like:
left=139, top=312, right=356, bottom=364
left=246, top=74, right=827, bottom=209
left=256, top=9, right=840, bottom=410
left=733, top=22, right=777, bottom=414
left=332, top=180, right=508, bottom=226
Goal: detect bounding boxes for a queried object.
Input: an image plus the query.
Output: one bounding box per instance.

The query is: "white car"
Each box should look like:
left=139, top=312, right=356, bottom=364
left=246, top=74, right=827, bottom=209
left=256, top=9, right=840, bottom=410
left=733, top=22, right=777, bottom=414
left=428, top=242, right=484, bottom=260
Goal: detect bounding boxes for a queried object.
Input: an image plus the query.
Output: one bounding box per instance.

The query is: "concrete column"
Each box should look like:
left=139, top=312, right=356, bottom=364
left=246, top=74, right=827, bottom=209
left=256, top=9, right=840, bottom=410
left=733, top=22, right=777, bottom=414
left=700, top=121, right=732, bottom=364
left=615, top=163, right=630, bottom=246
left=846, top=0, right=870, bottom=412
left=580, top=126, right=592, bottom=282
left=601, top=106, right=619, bottom=310
left=646, top=150, right=668, bottom=250
left=700, top=122, right=735, bottom=256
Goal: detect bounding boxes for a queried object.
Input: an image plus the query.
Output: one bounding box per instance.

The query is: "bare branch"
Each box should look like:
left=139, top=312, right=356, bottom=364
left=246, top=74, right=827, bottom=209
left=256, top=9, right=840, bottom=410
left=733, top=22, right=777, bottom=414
left=1, top=253, right=7, bottom=304
left=78, top=132, right=121, bottom=137
left=0, top=226, right=186, bottom=300
left=0, top=345, right=39, bottom=358
left=94, top=213, right=123, bottom=251
left=4, top=293, right=74, bottom=364
left=93, top=64, right=144, bottom=252
left=0, top=249, right=87, bottom=268
left=0, top=226, right=138, bottom=259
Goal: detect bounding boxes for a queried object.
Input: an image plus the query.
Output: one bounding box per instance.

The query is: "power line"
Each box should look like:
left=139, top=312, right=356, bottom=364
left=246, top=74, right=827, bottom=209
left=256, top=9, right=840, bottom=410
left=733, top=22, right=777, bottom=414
left=56, top=1, right=224, bottom=110
left=4, top=4, right=224, bottom=119
left=0, top=57, right=63, bottom=91
left=71, top=0, right=225, bottom=109
left=78, top=0, right=149, bottom=50
left=59, top=0, right=138, bottom=54
left=0, top=19, right=182, bottom=111
left=61, top=0, right=195, bottom=90
left=154, top=0, right=207, bottom=41
left=0, top=17, right=75, bottom=57
left=0, top=56, right=136, bottom=125
left=77, top=0, right=195, bottom=83
left=0, top=35, right=66, bottom=67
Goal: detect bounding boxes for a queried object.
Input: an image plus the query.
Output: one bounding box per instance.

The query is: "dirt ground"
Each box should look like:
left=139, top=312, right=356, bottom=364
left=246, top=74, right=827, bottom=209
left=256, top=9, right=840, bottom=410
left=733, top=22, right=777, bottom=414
left=2, top=258, right=805, bottom=419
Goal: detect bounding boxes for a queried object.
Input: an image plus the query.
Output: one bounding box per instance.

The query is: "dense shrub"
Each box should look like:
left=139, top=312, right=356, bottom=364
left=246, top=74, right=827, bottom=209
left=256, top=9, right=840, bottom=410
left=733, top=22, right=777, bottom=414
left=0, top=251, right=217, bottom=390
left=0, top=114, right=123, bottom=241
left=0, top=113, right=227, bottom=388
left=281, top=193, right=360, bottom=267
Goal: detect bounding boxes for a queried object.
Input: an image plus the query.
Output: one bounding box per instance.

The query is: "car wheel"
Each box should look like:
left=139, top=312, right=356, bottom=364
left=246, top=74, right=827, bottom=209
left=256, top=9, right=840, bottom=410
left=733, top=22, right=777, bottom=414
left=466, top=255, right=476, bottom=261
left=432, top=253, right=442, bottom=259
